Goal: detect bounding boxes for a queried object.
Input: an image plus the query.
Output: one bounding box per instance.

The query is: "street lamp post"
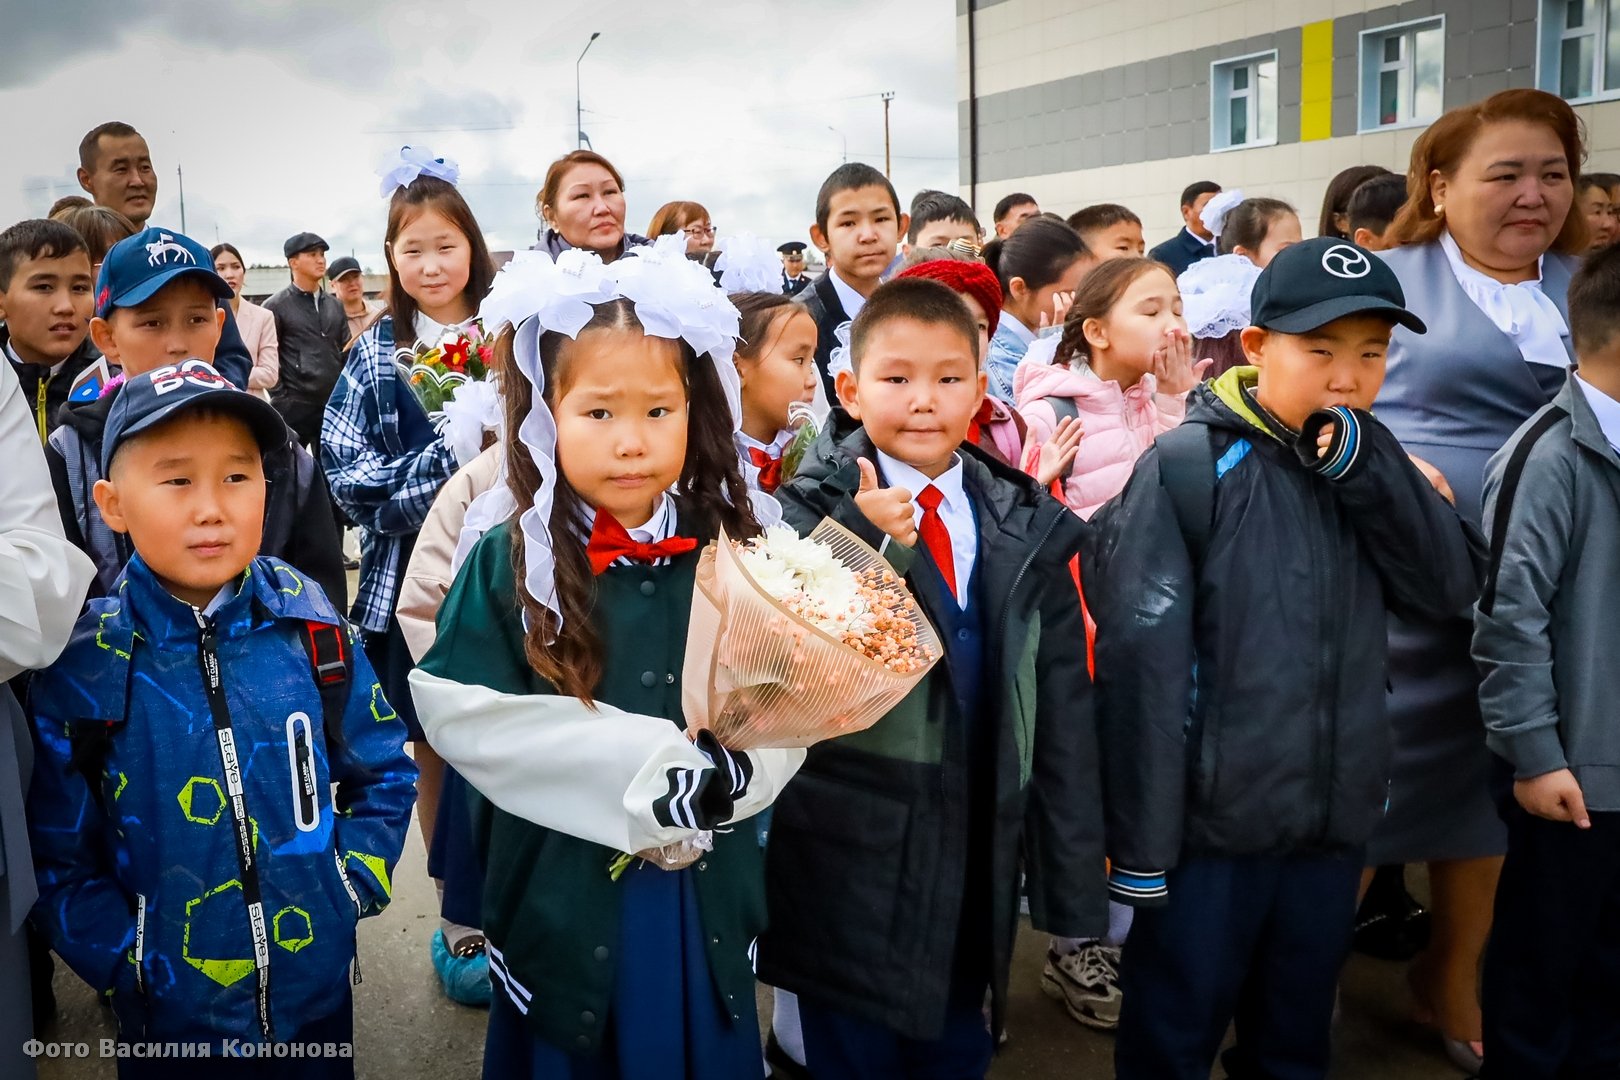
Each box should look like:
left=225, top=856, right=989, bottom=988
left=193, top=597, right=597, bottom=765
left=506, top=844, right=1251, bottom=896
left=828, top=126, right=847, bottom=164
left=576, top=32, right=601, bottom=150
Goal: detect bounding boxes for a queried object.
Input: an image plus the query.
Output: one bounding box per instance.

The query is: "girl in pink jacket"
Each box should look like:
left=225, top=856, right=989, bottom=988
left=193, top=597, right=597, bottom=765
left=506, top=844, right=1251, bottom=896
left=1016, top=257, right=1210, bottom=520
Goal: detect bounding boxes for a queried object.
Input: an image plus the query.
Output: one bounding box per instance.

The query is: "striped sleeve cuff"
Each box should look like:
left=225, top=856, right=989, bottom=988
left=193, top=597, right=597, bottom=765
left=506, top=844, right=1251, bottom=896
left=1297, top=406, right=1364, bottom=482
left=1108, top=865, right=1170, bottom=907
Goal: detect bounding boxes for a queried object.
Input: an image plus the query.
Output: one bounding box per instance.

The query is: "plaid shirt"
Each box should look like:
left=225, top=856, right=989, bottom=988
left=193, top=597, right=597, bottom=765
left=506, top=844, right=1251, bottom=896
left=321, top=316, right=455, bottom=633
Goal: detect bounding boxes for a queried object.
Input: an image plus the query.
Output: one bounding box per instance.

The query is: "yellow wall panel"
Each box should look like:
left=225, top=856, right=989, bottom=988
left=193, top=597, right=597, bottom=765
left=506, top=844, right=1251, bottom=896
left=1300, top=20, right=1335, bottom=142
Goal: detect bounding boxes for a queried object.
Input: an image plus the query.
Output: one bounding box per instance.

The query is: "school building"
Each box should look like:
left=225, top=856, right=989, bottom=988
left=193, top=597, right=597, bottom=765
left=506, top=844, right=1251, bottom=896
left=956, top=0, right=1620, bottom=240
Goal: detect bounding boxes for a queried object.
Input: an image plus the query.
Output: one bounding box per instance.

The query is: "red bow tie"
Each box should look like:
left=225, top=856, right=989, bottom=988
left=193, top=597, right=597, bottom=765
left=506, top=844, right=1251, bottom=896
left=586, top=512, right=698, bottom=575
left=748, top=447, right=785, bottom=494
left=965, top=398, right=998, bottom=446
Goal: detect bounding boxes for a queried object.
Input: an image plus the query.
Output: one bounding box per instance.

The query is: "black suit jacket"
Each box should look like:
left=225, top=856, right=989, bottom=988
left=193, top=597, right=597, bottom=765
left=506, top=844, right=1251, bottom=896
left=796, top=272, right=851, bottom=402
left=1148, top=228, right=1216, bottom=278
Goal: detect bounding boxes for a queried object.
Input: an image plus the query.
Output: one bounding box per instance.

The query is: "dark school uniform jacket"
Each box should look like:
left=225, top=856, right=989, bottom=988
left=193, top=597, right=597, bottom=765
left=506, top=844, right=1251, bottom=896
left=796, top=272, right=850, bottom=403
left=1089, top=368, right=1486, bottom=904
left=409, top=516, right=804, bottom=1055
left=1148, top=227, right=1215, bottom=278
left=762, top=410, right=1106, bottom=1040
left=2, top=329, right=100, bottom=443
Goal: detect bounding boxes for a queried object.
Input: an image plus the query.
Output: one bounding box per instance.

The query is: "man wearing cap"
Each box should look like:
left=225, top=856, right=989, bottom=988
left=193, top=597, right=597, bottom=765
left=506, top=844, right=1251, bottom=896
left=263, top=233, right=347, bottom=448
left=1095, top=236, right=1485, bottom=1080
left=329, top=256, right=384, bottom=349
left=779, top=241, right=812, bottom=296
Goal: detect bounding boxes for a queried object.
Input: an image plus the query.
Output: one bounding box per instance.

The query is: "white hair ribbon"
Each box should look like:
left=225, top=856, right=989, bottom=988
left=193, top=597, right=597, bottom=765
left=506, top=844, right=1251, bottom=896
left=378, top=145, right=461, bottom=197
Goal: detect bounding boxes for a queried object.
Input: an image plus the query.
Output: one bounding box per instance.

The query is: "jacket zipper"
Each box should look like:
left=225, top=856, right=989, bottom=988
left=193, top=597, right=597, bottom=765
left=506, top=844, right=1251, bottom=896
left=36, top=376, right=48, bottom=443
left=133, top=893, right=147, bottom=992
left=194, top=609, right=276, bottom=1039
left=1311, top=485, right=1342, bottom=845
left=333, top=855, right=365, bottom=986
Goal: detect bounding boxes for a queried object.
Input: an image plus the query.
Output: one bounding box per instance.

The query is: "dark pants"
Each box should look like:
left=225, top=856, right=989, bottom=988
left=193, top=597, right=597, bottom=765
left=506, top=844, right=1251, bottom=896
left=115, top=992, right=354, bottom=1080
left=1481, top=806, right=1620, bottom=1079
left=1115, top=851, right=1362, bottom=1080
left=797, top=981, right=993, bottom=1080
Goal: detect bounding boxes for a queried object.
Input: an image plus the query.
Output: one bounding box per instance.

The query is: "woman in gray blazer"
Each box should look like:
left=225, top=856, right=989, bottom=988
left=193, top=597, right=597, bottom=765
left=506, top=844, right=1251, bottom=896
left=1371, top=89, right=1589, bottom=1073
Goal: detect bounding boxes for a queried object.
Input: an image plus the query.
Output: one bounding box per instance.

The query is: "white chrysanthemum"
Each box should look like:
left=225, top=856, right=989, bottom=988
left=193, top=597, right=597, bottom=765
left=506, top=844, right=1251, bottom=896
left=737, top=527, right=878, bottom=637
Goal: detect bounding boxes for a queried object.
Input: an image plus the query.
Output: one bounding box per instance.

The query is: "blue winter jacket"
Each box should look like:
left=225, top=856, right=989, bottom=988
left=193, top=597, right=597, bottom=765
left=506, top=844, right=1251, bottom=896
left=26, top=555, right=417, bottom=1043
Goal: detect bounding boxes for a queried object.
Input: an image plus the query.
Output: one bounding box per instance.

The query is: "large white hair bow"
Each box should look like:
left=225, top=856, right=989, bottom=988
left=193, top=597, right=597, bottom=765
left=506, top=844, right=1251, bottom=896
left=378, top=145, right=461, bottom=197
left=1200, top=188, right=1246, bottom=241
left=714, top=233, right=784, bottom=294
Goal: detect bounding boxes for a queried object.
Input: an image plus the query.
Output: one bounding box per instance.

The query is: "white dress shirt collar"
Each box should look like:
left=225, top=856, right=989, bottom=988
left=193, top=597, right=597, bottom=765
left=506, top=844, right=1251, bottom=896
left=874, top=449, right=977, bottom=607
left=1575, top=374, right=1620, bottom=451
left=1439, top=230, right=1570, bottom=369
left=828, top=267, right=869, bottom=322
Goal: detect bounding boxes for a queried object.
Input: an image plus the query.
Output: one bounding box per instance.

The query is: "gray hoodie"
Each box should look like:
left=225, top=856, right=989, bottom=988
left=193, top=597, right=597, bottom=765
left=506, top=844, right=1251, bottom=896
left=1475, top=373, right=1620, bottom=813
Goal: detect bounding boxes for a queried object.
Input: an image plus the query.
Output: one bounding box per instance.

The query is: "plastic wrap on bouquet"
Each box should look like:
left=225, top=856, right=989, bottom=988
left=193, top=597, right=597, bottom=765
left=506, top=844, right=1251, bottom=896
left=682, top=519, right=942, bottom=750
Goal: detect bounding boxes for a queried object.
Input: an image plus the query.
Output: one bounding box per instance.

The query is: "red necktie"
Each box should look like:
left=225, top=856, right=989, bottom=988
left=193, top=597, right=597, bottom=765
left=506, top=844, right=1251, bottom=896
left=747, top=447, right=784, bottom=494
left=586, top=512, right=698, bottom=575
left=964, top=398, right=997, bottom=447
left=915, top=485, right=958, bottom=600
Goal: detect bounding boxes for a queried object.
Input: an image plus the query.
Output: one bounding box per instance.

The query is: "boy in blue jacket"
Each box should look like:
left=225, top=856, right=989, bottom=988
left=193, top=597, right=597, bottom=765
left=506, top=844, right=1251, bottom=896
left=1093, top=238, right=1485, bottom=1080
left=26, top=363, right=416, bottom=1078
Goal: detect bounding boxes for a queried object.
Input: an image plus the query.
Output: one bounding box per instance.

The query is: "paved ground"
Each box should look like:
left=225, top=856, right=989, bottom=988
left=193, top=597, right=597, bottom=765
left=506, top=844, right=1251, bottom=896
left=33, top=790, right=1470, bottom=1079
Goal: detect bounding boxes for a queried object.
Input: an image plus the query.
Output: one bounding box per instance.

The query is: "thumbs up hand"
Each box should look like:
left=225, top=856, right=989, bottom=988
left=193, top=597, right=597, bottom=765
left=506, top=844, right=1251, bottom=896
left=853, top=458, right=919, bottom=547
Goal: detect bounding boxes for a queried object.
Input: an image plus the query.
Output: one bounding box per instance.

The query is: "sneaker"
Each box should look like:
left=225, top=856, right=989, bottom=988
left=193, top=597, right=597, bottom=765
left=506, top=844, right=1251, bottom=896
left=1040, top=942, right=1122, bottom=1031
left=431, top=928, right=491, bottom=1007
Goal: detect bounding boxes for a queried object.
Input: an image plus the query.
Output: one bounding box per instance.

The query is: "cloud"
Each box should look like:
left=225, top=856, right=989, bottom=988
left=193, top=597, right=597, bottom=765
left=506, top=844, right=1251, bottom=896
left=0, top=0, right=957, bottom=267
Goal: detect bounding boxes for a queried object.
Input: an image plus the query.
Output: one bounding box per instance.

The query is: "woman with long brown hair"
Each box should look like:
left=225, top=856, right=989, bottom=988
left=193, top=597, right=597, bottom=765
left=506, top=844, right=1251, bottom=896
left=1370, top=88, right=1587, bottom=1074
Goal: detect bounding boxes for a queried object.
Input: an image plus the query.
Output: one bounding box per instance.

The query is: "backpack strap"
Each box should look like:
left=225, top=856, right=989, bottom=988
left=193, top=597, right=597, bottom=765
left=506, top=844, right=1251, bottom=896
left=299, top=619, right=356, bottom=755
left=1156, top=425, right=1222, bottom=567
left=1479, top=405, right=1568, bottom=617
left=1044, top=396, right=1080, bottom=426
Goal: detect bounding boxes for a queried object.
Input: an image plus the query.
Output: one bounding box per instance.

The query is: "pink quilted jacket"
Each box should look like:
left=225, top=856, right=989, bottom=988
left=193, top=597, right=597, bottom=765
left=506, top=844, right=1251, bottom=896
left=1014, top=360, right=1187, bottom=520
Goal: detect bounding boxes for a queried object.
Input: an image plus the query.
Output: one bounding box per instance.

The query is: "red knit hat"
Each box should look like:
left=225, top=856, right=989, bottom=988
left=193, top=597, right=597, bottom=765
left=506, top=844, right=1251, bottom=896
left=895, top=259, right=1004, bottom=337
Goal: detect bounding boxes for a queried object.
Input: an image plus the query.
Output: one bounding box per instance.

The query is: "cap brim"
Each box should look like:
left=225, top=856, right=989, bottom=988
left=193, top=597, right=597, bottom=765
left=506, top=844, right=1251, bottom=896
left=108, top=266, right=236, bottom=313
left=1258, top=295, right=1427, bottom=336
left=102, top=388, right=287, bottom=475
left=331, top=268, right=361, bottom=279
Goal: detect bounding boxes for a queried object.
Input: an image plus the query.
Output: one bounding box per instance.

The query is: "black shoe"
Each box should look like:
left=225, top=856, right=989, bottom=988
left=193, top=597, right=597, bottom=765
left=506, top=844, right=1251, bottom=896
left=1352, top=865, right=1431, bottom=961
left=765, top=1033, right=812, bottom=1080
left=343, top=556, right=361, bottom=571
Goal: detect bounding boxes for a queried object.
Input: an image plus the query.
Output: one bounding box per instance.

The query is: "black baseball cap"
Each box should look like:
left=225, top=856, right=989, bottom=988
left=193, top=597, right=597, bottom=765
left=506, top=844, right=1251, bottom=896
left=101, top=360, right=287, bottom=475
left=777, top=241, right=807, bottom=255
left=283, top=232, right=329, bottom=259
left=1249, top=237, right=1426, bottom=335
left=327, top=255, right=362, bottom=280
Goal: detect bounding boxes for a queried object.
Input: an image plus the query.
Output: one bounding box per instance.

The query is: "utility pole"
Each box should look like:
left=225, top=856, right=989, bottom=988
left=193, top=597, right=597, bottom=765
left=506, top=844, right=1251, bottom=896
left=177, top=164, right=187, bottom=233
left=881, top=92, right=895, bottom=178
left=576, top=32, right=601, bottom=150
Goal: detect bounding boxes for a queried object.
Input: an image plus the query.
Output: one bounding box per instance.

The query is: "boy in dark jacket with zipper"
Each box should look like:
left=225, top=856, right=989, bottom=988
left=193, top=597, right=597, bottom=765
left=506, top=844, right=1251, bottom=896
left=27, top=367, right=416, bottom=1077
left=45, top=227, right=346, bottom=607
left=765, top=277, right=1105, bottom=1078
left=1094, top=238, right=1484, bottom=1080
left=1474, top=244, right=1620, bottom=1080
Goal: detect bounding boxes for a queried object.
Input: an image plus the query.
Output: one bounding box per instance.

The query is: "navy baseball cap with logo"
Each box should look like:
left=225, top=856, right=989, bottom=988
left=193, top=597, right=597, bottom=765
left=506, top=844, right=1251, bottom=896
left=1249, top=237, right=1427, bottom=336
left=101, top=359, right=287, bottom=475
left=95, top=226, right=234, bottom=319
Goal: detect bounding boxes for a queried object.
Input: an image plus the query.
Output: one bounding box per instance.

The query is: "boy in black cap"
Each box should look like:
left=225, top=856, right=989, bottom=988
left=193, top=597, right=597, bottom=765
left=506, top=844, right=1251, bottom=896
left=1092, top=237, right=1487, bottom=1080
left=27, top=365, right=416, bottom=1077
left=45, top=227, right=346, bottom=606
left=778, top=240, right=811, bottom=296
left=263, top=232, right=346, bottom=447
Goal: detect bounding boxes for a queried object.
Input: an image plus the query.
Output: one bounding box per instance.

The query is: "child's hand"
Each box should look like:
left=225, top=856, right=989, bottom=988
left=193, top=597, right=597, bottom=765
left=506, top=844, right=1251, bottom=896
left=1514, top=768, right=1591, bottom=828
left=1316, top=423, right=1335, bottom=459
left=1151, top=328, right=1213, bottom=395
left=1038, top=290, right=1076, bottom=330
left=854, top=458, right=919, bottom=547
left=1408, top=454, right=1456, bottom=505
left=1035, top=416, right=1084, bottom=487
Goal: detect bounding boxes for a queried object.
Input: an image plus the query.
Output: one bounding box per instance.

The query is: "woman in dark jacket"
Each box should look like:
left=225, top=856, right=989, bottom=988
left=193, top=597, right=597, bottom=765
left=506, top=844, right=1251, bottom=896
left=532, top=150, right=651, bottom=261
left=1370, top=89, right=1587, bottom=1073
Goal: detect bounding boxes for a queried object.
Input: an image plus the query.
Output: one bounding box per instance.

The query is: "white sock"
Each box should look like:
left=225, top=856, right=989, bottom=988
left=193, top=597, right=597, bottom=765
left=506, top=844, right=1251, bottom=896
left=772, top=989, right=806, bottom=1065
left=1105, top=900, right=1134, bottom=948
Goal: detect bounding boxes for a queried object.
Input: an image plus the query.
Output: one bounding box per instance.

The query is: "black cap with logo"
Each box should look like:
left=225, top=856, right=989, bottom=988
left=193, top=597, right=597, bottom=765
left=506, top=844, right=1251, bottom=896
left=1249, top=237, right=1427, bottom=335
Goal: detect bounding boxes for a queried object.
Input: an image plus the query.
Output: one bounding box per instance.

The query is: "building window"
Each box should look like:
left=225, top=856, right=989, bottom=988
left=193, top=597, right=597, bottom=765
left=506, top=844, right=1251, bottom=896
left=1359, top=18, right=1445, bottom=130
left=1211, top=52, right=1278, bottom=150
left=1539, top=0, right=1620, bottom=102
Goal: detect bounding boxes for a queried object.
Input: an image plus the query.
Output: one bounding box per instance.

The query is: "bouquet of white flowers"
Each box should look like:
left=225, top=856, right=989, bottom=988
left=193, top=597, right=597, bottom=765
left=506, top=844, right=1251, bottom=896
left=682, top=519, right=942, bottom=750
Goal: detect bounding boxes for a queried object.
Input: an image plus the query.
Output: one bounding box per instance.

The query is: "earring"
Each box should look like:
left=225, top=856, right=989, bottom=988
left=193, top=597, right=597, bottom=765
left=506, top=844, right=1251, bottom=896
left=1434, top=203, right=1445, bottom=216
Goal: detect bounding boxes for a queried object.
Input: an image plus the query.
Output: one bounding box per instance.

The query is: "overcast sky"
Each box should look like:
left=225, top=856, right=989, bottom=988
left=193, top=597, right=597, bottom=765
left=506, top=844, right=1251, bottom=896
left=0, top=0, right=958, bottom=270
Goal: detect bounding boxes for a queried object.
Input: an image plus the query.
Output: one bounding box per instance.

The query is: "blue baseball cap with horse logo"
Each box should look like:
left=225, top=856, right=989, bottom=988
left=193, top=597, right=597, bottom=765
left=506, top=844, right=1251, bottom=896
left=95, top=226, right=234, bottom=319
